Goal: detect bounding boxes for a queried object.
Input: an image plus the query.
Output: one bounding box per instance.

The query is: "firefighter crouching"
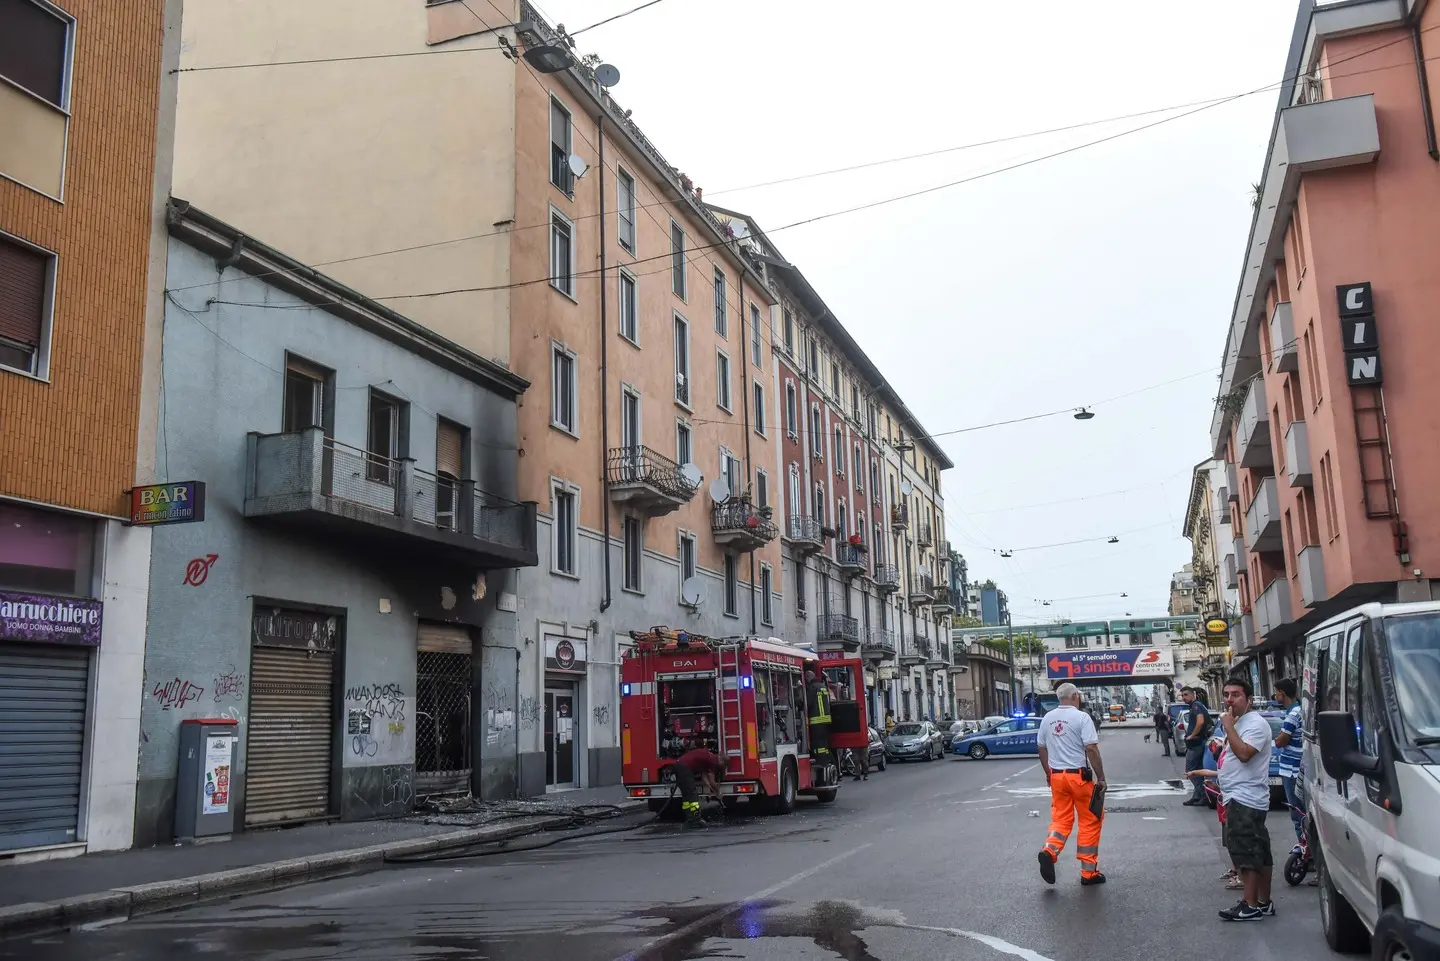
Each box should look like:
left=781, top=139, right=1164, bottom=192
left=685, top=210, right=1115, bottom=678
left=805, top=664, right=834, bottom=783
left=1036, top=682, right=1108, bottom=886
left=671, top=747, right=725, bottom=830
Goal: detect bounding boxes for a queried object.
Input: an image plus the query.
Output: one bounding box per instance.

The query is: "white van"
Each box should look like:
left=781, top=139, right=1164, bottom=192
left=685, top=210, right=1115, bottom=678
left=1302, top=601, right=1440, bottom=958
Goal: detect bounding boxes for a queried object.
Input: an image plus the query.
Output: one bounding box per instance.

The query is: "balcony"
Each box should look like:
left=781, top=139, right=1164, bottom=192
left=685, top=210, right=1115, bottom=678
left=818, top=613, right=860, bottom=649
left=873, top=565, right=900, bottom=593
left=1224, top=552, right=1239, bottom=589
left=1269, top=302, right=1297, bottom=372
left=1236, top=379, right=1273, bottom=468
left=948, top=642, right=969, bottom=674
left=244, top=428, right=538, bottom=568
left=1255, top=577, right=1294, bottom=640
left=1234, top=612, right=1255, bottom=652
left=928, top=640, right=947, bottom=669
left=900, top=638, right=929, bottom=667
left=908, top=571, right=935, bottom=607
left=1244, top=476, right=1282, bottom=552
left=1299, top=545, right=1328, bottom=608
left=711, top=498, right=778, bottom=552
left=1285, top=421, right=1312, bottom=488
left=787, top=514, right=824, bottom=554
left=1233, top=535, right=1248, bottom=573
left=1226, top=462, right=1239, bottom=503
left=606, top=446, right=697, bottom=517
left=931, top=586, right=954, bottom=615
left=916, top=520, right=933, bottom=547
left=862, top=629, right=897, bottom=661
left=835, top=541, right=866, bottom=575
left=890, top=503, right=909, bottom=530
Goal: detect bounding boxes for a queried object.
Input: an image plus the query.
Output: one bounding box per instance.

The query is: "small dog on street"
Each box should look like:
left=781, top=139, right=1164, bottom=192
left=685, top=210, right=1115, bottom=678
left=1144, top=733, right=1152, bottom=743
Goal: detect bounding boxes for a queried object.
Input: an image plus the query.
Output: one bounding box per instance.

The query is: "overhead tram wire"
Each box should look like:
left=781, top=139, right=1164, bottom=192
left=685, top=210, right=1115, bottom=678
left=570, top=0, right=676, bottom=35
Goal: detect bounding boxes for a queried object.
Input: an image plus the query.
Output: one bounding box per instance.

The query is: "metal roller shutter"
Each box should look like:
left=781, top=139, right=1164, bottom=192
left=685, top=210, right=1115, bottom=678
left=0, top=644, right=89, bottom=851
left=435, top=422, right=464, bottom=480
left=245, top=646, right=334, bottom=827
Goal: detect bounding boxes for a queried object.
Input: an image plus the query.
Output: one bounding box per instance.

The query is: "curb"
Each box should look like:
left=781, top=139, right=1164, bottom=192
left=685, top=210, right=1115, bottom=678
left=0, top=801, right=649, bottom=937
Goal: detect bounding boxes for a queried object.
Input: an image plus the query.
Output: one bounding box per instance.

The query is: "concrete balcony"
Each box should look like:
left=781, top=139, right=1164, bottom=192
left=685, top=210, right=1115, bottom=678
left=916, top=520, right=933, bottom=547
left=1269, top=302, right=1297, bottom=373
left=1299, top=545, right=1328, bottom=608
left=244, top=429, right=538, bottom=568
left=1244, top=476, right=1282, bottom=553
left=931, top=586, right=955, bottom=615
left=1224, top=552, right=1239, bottom=589
left=1237, top=379, right=1273, bottom=469
left=1285, top=420, right=1313, bottom=488
left=835, top=542, right=867, bottom=576
left=818, top=613, right=860, bottom=650
left=873, top=565, right=900, bottom=593
left=1255, top=577, right=1294, bottom=639
left=606, top=446, right=697, bottom=517
left=908, top=571, right=935, bottom=607
left=900, top=638, right=930, bottom=667
left=1233, top=612, right=1255, bottom=652
left=787, top=514, right=824, bottom=554
left=1227, top=462, right=1239, bottom=503
left=928, top=640, right=948, bottom=669
left=890, top=503, right=909, bottom=531
left=948, top=641, right=969, bottom=674
left=711, top=498, right=778, bottom=552
left=863, top=629, right=897, bottom=661
left=1234, top=535, right=1248, bottom=573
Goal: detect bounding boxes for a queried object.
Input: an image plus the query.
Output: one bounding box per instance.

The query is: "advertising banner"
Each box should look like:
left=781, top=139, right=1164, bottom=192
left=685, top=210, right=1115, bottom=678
left=1046, top=648, right=1175, bottom=680
left=0, top=590, right=103, bottom=646
left=129, top=481, right=206, bottom=526
left=202, top=736, right=232, bottom=815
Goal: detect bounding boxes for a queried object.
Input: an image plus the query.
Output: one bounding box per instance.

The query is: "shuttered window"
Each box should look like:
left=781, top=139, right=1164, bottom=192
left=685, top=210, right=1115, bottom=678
left=436, top=420, right=464, bottom=479
left=0, top=234, right=52, bottom=375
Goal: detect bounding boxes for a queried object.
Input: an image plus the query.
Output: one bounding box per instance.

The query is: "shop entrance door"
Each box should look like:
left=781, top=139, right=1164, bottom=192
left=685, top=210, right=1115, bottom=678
left=544, top=685, right=576, bottom=790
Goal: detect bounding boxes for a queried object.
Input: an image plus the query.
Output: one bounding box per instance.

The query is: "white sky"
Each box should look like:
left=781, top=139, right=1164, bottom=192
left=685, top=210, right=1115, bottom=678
left=541, top=0, right=1303, bottom=623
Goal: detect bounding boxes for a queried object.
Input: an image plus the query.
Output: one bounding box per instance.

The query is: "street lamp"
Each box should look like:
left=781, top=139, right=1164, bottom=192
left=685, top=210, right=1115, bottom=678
left=1074, top=408, right=1095, bottom=421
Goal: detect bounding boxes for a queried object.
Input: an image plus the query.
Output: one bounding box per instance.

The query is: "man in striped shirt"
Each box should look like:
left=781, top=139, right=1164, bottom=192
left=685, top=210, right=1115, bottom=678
left=1272, top=678, right=1305, bottom=848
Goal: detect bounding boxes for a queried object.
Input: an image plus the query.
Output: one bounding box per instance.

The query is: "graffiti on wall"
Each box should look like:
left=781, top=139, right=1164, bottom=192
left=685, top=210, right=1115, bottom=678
left=342, top=681, right=410, bottom=765
left=518, top=695, right=541, bottom=729
left=152, top=677, right=205, bottom=711
left=182, top=554, right=220, bottom=586
left=213, top=666, right=246, bottom=701
left=592, top=704, right=610, bottom=726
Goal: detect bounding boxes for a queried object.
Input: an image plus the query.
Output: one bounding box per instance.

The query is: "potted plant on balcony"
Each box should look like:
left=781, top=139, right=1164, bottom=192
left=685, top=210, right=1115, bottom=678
left=757, top=504, right=773, bottom=519
left=821, top=526, right=837, bottom=539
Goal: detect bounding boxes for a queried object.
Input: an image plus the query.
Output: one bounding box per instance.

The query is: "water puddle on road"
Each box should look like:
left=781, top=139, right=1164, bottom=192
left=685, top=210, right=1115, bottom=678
left=1005, top=781, right=1187, bottom=803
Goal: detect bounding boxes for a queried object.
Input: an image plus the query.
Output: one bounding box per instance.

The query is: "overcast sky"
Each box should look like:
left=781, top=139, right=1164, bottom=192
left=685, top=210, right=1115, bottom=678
left=541, top=0, right=1303, bottom=623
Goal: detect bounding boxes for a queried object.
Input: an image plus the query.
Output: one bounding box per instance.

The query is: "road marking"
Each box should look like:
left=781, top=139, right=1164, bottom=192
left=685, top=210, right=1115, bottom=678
left=960, top=798, right=1000, bottom=804
left=982, top=764, right=1037, bottom=792
left=1143, top=816, right=1167, bottom=821
left=892, top=922, right=1058, bottom=961
left=609, top=842, right=871, bottom=961
left=978, top=804, right=1016, bottom=810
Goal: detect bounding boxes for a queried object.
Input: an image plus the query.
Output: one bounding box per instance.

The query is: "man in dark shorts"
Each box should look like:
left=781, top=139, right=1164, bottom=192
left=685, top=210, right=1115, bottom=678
left=671, top=747, right=724, bottom=830
left=1215, top=675, right=1275, bottom=921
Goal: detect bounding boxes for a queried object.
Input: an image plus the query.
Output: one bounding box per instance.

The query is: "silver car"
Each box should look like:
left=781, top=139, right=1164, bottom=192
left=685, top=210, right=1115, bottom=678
left=884, top=721, right=946, bottom=761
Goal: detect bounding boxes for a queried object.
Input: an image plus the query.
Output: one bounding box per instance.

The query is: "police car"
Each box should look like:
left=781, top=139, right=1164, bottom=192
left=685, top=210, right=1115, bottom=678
left=951, top=715, right=1044, bottom=759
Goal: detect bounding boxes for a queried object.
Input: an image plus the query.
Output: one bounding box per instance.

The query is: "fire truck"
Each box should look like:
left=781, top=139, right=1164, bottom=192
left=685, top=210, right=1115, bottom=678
left=620, top=627, right=869, bottom=814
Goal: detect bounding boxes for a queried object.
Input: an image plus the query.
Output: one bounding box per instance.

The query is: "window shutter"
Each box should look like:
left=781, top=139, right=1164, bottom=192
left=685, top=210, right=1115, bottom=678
left=436, top=421, right=464, bottom=478
left=0, top=238, right=47, bottom=347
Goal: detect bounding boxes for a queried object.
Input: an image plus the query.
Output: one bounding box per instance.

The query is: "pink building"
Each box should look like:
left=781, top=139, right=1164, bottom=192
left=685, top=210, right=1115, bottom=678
left=1212, top=0, right=1440, bottom=690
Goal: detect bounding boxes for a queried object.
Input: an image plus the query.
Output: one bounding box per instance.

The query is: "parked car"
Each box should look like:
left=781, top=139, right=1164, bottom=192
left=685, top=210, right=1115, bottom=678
left=951, top=716, right=1044, bottom=759
left=1167, top=703, right=1190, bottom=754
left=884, top=721, right=946, bottom=761
left=1195, top=711, right=1287, bottom=808
left=866, top=726, right=887, bottom=772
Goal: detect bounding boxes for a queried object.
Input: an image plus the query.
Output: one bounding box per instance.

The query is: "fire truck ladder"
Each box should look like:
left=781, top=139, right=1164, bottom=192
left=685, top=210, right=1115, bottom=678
left=716, top=641, right=744, bottom=776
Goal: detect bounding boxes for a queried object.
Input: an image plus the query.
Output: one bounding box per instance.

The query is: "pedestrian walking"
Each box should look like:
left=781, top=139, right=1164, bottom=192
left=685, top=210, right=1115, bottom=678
left=1036, top=682, right=1108, bottom=886
left=1215, top=675, right=1275, bottom=921
left=1271, top=678, right=1305, bottom=846
left=670, top=747, right=725, bottom=830
left=1153, top=705, right=1171, bottom=756
left=1180, top=687, right=1215, bottom=806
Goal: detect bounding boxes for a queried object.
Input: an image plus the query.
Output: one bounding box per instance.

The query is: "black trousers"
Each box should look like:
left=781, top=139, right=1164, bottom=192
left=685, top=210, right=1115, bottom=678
left=673, top=763, right=698, bottom=803
left=1156, top=727, right=1171, bottom=755
left=810, top=722, right=831, bottom=757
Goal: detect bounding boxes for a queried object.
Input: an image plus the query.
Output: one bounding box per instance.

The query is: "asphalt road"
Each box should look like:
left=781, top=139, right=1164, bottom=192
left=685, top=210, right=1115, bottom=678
left=4, top=721, right=1342, bottom=961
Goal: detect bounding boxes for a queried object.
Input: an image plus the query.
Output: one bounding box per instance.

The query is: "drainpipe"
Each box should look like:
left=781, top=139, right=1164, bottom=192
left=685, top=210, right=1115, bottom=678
left=1412, top=21, right=1440, bottom=160
left=598, top=113, right=613, bottom=613
left=737, top=269, right=757, bottom=635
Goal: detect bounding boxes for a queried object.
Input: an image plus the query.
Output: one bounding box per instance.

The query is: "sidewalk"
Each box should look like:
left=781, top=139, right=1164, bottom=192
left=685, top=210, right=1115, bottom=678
left=0, top=785, right=644, bottom=934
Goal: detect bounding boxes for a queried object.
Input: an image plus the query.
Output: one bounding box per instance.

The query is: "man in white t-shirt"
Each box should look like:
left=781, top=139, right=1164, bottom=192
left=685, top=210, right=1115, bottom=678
left=1036, top=683, right=1108, bottom=886
left=1216, top=675, right=1275, bottom=922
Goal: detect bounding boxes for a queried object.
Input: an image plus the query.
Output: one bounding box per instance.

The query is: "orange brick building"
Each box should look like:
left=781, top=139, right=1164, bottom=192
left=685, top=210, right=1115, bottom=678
left=0, top=0, right=177, bottom=855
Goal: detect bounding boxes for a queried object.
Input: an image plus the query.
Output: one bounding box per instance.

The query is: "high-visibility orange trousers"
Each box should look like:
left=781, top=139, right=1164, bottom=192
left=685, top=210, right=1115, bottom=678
left=1043, top=771, right=1103, bottom=879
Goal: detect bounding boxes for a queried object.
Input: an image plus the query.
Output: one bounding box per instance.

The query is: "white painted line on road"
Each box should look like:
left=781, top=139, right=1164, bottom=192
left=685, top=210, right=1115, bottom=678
left=960, top=798, right=1000, bottom=804
left=982, top=764, right=1037, bottom=792
left=608, top=842, right=872, bottom=961
left=1142, top=816, right=1167, bottom=821
left=892, top=922, right=1058, bottom=961
left=978, top=804, right=1015, bottom=810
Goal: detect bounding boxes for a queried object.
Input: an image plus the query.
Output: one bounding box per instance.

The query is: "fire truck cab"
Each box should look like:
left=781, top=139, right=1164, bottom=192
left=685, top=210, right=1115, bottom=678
left=620, top=628, right=869, bottom=814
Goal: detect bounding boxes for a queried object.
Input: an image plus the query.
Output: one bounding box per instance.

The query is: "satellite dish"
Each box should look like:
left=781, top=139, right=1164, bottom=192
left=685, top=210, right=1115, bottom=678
left=568, top=154, right=589, bottom=179
left=901, top=480, right=913, bottom=496
left=708, top=477, right=731, bottom=504
left=680, top=576, right=705, bottom=608
left=680, top=463, right=703, bottom=489
left=594, top=63, right=621, bottom=87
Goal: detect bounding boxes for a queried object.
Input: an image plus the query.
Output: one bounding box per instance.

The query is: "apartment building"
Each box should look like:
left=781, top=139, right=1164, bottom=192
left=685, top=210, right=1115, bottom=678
left=169, top=0, right=786, bottom=797
left=1210, top=0, right=1440, bottom=693
left=703, top=207, right=958, bottom=725
left=1167, top=564, right=1197, bottom=616
left=1183, top=459, right=1240, bottom=698
left=0, top=0, right=177, bottom=856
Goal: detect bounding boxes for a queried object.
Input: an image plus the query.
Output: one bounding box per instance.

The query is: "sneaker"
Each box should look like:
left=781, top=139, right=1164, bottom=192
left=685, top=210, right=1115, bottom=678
left=1080, top=873, right=1107, bottom=886
left=1038, top=850, right=1056, bottom=885
left=1221, top=869, right=1238, bottom=880
left=1259, top=901, right=1276, bottom=917
left=1219, top=901, right=1265, bottom=922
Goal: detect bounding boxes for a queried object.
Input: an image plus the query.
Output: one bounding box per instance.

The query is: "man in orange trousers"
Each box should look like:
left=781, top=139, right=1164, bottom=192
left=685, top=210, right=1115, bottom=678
left=1036, top=682, right=1108, bottom=886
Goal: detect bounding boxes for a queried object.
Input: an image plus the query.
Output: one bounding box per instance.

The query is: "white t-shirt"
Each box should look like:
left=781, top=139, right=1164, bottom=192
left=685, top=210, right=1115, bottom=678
left=1218, top=710, right=1274, bottom=811
left=1037, top=706, right=1098, bottom=770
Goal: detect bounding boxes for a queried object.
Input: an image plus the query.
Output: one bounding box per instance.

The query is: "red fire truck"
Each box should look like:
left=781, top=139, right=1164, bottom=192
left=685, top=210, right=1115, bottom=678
left=620, top=627, right=869, bottom=814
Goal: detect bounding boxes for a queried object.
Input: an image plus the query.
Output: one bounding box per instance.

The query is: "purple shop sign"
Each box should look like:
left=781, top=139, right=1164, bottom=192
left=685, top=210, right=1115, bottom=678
left=0, top=591, right=104, bottom=647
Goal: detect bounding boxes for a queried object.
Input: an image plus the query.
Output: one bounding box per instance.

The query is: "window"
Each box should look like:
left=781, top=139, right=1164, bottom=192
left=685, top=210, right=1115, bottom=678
left=675, top=419, right=692, bottom=465
left=0, top=232, right=56, bottom=377
left=723, top=554, right=738, bottom=616
left=873, top=523, right=883, bottom=560
left=851, top=383, right=860, bottom=420
left=836, top=498, right=848, bottom=539
left=760, top=565, right=774, bottom=626
left=810, top=406, right=823, bottom=458
left=670, top=221, right=686, bottom=298
left=550, top=211, right=575, bottom=298
left=1319, top=453, right=1339, bottom=539
left=552, top=482, right=578, bottom=575
left=830, top=361, right=841, bottom=396
left=1066, top=637, right=1089, bottom=650
left=721, top=448, right=741, bottom=499
left=716, top=350, right=731, bottom=411
left=620, top=387, right=641, bottom=453
left=713, top=269, right=727, bottom=336
left=551, top=344, right=577, bottom=433
left=282, top=355, right=331, bottom=433
left=622, top=516, right=643, bottom=592
left=784, top=382, right=798, bottom=436
left=783, top=309, right=794, bottom=354
left=435, top=418, right=466, bottom=530
left=870, top=459, right=880, bottom=498
left=673, top=314, right=690, bottom=406
left=854, top=444, right=864, bottom=489
left=616, top=168, right=636, bottom=252
left=367, top=391, right=405, bottom=484
left=833, top=426, right=844, bottom=474
left=755, top=469, right=769, bottom=510
left=618, top=270, right=638, bottom=344
left=679, top=532, right=697, bottom=583
left=0, top=501, right=94, bottom=595
left=1303, top=322, right=1322, bottom=408
left=808, top=336, right=819, bottom=376
left=750, top=304, right=762, bottom=365
left=549, top=97, right=573, bottom=195
left=753, top=381, right=766, bottom=435
left=813, top=484, right=826, bottom=527
left=796, top=562, right=807, bottom=615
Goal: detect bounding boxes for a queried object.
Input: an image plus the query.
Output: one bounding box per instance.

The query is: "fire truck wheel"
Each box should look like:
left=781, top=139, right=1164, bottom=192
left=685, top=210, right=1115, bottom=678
left=770, top=761, right=798, bottom=815
left=813, top=788, right=838, bottom=803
